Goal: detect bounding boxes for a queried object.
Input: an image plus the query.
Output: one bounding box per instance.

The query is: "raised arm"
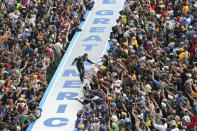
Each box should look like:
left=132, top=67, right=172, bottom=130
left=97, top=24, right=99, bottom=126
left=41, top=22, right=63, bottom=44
left=86, top=58, right=94, bottom=64
left=72, top=57, right=79, bottom=65
left=152, top=99, right=160, bottom=108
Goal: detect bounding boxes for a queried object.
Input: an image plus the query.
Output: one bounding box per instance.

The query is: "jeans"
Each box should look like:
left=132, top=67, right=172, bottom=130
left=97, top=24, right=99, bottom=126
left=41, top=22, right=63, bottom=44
left=77, top=63, right=85, bottom=82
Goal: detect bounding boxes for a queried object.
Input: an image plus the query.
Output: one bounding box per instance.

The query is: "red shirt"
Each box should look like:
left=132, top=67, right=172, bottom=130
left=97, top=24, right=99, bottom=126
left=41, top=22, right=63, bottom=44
left=152, top=4, right=156, bottom=10
left=45, top=49, right=52, bottom=56
left=189, top=115, right=197, bottom=128
left=59, top=23, right=70, bottom=31
left=190, top=45, right=197, bottom=55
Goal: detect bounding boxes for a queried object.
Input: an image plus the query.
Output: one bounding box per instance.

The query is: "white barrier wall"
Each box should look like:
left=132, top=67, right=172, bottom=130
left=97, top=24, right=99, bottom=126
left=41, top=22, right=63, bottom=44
left=27, top=0, right=125, bottom=131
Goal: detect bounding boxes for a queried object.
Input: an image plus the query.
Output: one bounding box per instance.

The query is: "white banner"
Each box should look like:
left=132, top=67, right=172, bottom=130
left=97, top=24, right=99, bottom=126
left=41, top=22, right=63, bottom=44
left=27, top=0, right=125, bottom=131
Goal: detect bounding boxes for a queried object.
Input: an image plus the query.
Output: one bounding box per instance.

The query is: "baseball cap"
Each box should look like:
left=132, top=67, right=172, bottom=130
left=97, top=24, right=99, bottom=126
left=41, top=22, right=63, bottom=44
left=18, top=103, right=23, bottom=108
left=18, top=97, right=24, bottom=101
left=121, top=112, right=127, bottom=116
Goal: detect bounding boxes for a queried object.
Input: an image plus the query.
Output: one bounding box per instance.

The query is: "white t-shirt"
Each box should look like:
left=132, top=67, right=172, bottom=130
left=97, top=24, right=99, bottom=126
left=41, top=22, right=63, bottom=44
left=29, top=17, right=36, bottom=26
left=54, top=42, right=63, bottom=54
left=171, top=128, right=179, bottom=131
left=9, top=12, right=18, bottom=20
left=123, top=30, right=130, bottom=38
left=154, top=123, right=167, bottom=131
left=114, top=79, right=122, bottom=85
left=139, top=56, right=146, bottom=62
left=17, top=33, right=22, bottom=39
left=34, top=48, right=38, bottom=54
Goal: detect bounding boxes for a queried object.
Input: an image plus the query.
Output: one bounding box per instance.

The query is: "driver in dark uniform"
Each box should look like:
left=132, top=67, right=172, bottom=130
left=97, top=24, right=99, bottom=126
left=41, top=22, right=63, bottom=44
left=72, top=53, right=94, bottom=83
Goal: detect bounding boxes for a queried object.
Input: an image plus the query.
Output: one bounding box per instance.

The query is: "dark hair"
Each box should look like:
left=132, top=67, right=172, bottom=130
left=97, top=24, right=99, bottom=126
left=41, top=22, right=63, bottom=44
left=83, top=53, right=88, bottom=56
left=77, top=113, right=81, bottom=118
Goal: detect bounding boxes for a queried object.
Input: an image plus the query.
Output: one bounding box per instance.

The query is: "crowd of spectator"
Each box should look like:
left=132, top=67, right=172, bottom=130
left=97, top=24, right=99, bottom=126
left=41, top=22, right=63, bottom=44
left=75, top=0, right=197, bottom=130
left=0, top=0, right=94, bottom=130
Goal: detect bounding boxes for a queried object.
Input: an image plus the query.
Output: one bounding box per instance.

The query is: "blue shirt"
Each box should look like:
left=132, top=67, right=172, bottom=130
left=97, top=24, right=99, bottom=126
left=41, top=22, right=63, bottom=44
left=192, top=106, right=197, bottom=117
left=114, top=47, right=119, bottom=55
left=128, top=99, right=133, bottom=104
left=189, top=15, right=194, bottom=23
left=153, top=80, right=167, bottom=88
left=181, top=20, right=190, bottom=27
left=99, top=123, right=108, bottom=131
left=0, top=106, right=6, bottom=118
left=6, top=0, right=12, bottom=4
left=22, top=32, right=30, bottom=39
left=176, top=96, right=184, bottom=109
left=75, top=118, right=81, bottom=128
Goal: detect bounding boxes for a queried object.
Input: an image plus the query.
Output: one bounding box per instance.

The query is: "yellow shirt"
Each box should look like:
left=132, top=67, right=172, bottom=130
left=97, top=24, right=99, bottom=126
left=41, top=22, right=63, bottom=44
left=37, top=0, right=41, bottom=4
left=122, top=15, right=127, bottom=24
left=131, top=40, right=138, bottom=49
left=17, top=3, right=22, bottom=8
left=67, top=6, right=71, bottom=14
left=176, top=121, right=182, bottom=128
left=192, top=91, right=197, bottom=97
left=183, top=6, right=189, bottom=14
left=179, top=52, right=188, bottom=61
left=123, top=41, right=128, bottom=47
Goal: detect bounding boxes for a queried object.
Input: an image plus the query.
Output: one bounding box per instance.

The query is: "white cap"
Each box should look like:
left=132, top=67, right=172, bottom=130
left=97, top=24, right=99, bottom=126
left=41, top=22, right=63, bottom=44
left=186, top=73, right=192, bottom=78
left=145, top=84, right=152, bottom=93
left=115, top=88, right=121, bottom=94
left=164, top=66, right=169, bottom=70
left=161, top=102, right=166, bottom=108
left=168, top=95, right=173, bottom=100
left=162, top=99, right=167, bottom=102
left=111, top=115, right=118, bottom=122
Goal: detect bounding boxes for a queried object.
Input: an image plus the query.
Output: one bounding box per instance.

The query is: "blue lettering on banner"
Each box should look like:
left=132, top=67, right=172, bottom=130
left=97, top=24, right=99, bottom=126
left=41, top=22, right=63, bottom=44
left=44, top=118, right=69, bottom=127
left=90, top=27, right=106, bottom=33
left=62, top=69, right=78, bottom=77
left=63, top=81, right=81, bottom=88
left=82, top=35, right=102, bottom=42
left=56, top=92, right=78, bottom=100
left=57, top=104, right=67, bottom=113
left=93, top=18, right=110, bottom=24
left=95, top=10, right=114, bottom=15
left=82, top=44, right=98, bottom=51
left=103, top=0, right=116, bottom=4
